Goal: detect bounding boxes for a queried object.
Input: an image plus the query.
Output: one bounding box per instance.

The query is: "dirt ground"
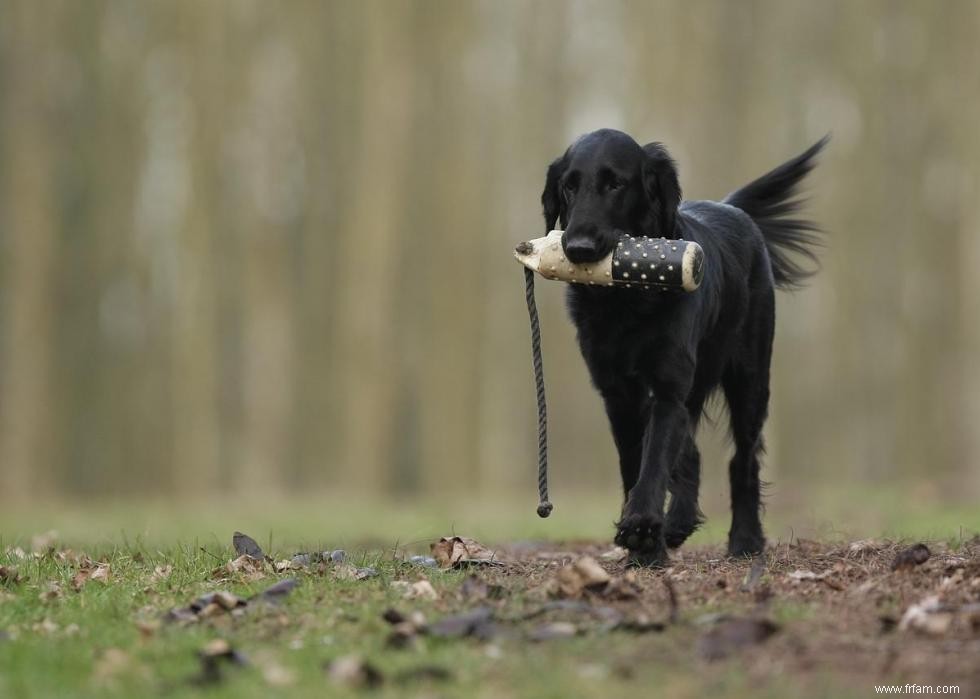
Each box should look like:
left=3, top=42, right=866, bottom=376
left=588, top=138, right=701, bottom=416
left=476, top=536, right=980, bottom=692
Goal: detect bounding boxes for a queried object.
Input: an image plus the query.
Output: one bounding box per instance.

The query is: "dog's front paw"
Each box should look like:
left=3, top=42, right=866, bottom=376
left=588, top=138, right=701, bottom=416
left=664, top=502, right=704, bottom=549
left=727, top=528, right=765, bottom=558
left=615, top=512, right=667, bottom=567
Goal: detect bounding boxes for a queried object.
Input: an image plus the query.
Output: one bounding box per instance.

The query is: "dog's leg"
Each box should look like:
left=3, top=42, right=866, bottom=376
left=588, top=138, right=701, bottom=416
left=723, top=372, right=767, bottom=557
left=600, top=385, right=648, bottom=499
left=722, top=301, right=774, bottom=557
left=664, top=435, right=705, bottom=548
left=615, top=387, right=691, bottom=567
left=664, top=392, right=707, bottom=548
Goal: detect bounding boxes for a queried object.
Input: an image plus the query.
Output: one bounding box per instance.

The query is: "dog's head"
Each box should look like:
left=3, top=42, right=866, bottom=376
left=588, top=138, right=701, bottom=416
left=541, top=129, right=681, bottom=264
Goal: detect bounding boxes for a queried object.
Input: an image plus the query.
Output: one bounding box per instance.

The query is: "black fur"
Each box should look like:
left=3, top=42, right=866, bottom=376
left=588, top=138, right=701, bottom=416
left=541, top=129, right=826, bottom=565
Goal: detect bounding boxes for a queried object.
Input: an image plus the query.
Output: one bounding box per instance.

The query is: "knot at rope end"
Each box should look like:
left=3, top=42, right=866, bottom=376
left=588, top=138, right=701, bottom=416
left=536, top=501, right=553, bottom=518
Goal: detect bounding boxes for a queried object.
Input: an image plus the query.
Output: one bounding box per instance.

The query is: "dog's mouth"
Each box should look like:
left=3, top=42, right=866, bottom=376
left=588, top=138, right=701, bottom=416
left=561, top=231, right=620, bottom=265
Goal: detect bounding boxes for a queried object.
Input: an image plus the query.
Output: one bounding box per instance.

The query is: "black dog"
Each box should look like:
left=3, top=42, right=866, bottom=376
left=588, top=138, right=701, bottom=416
left=541, top=129, right=826, bottom=565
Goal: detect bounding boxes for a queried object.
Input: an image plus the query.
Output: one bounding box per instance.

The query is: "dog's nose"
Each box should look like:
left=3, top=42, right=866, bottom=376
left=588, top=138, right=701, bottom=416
left=564, top=238, right=598, bottom=263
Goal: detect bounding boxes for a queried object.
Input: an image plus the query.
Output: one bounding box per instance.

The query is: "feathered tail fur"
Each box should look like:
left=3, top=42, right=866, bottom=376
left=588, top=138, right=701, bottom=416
left=724, top=136, right=829, bottom=289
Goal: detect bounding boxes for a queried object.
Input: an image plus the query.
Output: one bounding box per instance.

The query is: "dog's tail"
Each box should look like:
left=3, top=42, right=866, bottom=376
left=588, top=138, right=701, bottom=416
left=724, top=136, right=829, bottom=289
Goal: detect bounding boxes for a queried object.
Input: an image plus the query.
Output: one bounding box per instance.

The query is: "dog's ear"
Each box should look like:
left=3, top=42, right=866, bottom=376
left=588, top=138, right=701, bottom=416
left=541, top=155, right=567, bottom=232
left=642, top=142, right=681, bottom=236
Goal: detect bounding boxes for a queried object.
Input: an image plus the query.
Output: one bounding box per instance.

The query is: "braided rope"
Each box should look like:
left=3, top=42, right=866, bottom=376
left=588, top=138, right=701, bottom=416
left=523, top=266, right=553, bottom=518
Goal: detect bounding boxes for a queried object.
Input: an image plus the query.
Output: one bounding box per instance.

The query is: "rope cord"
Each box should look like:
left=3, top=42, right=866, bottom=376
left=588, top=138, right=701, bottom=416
left=523, top=266, right=553, bottom=518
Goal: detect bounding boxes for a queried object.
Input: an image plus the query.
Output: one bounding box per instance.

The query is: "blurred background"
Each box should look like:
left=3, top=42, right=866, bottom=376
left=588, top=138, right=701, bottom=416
left=0, top=0, right=977, bottom=542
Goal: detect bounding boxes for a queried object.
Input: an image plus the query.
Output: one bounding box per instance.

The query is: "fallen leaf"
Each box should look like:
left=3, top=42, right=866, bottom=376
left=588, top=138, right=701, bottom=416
left=848, top=539, right=885, bottom=555
left=90, top=563, right=111, bottom=584
left=899, top=595, right=954, bottom=635
left=0, top=566, right=22, bottom=586
left=334, top=564, right=379, bottom=581
left=193, top=639, right=248, bottom=686
left=148, top=565, right=172, bottom=584
left=408, top=555, right=438, bottom=568
left=428, top=607, right=496, bottom=639
left=697, top=617, right=779, bottom=660
left=213, top=591, right=245, bottom=610
left=552, top=556, right=611, bottom=598
left=602, top=569, right=643, bottom=601
left=71, top=569, right=91, bottom=592
left=135, top=619, right=160, bottom=638
left=39, top=581, right=63, bottom=602
left=787, top=569, right=824, bottom=581
left=290, top=549, right=345, bottom=567
left=328, top=550, right=347, bottom=563
left=256, top=577, right=299, bottom=602
left=326, top=655, right=383, bottom=689
left=232, top=531, right=264, bottom=559
left=382, top=608, right=427, bottom=628
left=167, top=589, right=248, bottom=623
left=599, top=546, right=628, bottom=562
left=891, top=543, right=931, bottom=571
left=392, top=579, right=438, bottom=601
left=431, top=536, right=502, bottom=569
left=216, top=554, right=267, bottom=581
left=33, top=618, right=59, bottom=635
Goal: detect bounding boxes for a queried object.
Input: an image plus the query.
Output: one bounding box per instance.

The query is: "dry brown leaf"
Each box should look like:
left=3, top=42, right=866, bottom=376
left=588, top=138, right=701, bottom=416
left=148, top=565, right=172, bottom=584
left=551, top=556, right=611, bottom=598
left=71, top=569, right=91, bottom=592
left=787, top=569, right=825, bottom=582
left=427, top=607, right=496, bottom=639
left=891, top=543, right=931, bottom=571
left=90, top=563, right=111, bottom=584
left=232, top=531, right=264, bottom=559
left=326, top=655, right=383, bottom=689
left=39, top=581, right=63, bottom=602
left=391, top=579, right=438, bottom=601
left=0, top=566, right=22, bottom=586
left=603, top=569, right=643, bottom=601
left=72, top=563, right=110, bottom=591
left=697, top=617, right=779, bottom=660
left=899, top=595, right=954, bottom=635
left=33, top=618, right=59, bottom=635
left=135, top=619, right=160, bottom=638
left=848, top=539, right=885, bottom=555
left=213, top=591, right=245, bottom=610
left=215, top=554, right=267, bottom=582
left=431, top=536, right=502, bottom=569
left=599, top=546, right=628, bottom=562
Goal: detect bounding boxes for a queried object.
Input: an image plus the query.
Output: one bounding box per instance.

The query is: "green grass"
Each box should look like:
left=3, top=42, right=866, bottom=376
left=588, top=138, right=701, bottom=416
left=0, top=546, right=865, bottom=699
left=0, top=490, right=977, bottom=698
